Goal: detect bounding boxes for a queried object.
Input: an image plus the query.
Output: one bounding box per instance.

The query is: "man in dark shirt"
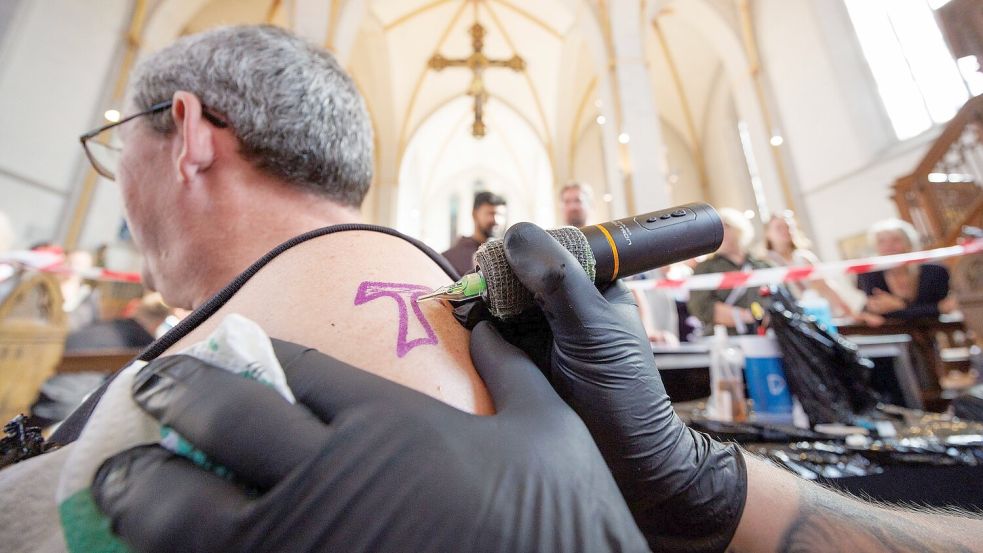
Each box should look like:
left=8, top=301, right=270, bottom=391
left=441, top=191, right=507, bottom=276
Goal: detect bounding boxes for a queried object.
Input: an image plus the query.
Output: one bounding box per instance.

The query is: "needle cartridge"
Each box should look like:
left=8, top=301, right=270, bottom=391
left=417, top=272, right=487, bottom=303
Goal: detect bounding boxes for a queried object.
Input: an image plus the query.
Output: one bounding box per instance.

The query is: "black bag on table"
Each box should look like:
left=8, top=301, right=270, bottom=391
left=766, top=286, right=880, bottom=425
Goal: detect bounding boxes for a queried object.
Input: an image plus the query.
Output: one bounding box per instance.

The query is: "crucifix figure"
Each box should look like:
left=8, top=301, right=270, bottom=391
left=428, top=22, right=525, bottom=138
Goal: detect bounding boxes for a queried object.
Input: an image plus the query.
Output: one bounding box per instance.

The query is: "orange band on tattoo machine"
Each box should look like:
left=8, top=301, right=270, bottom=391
left=594, top=224, right=620, bottom=281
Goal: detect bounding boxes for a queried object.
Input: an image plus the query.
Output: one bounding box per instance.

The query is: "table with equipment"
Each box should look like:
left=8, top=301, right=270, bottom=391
left=653, top=340, right=983, bottom=511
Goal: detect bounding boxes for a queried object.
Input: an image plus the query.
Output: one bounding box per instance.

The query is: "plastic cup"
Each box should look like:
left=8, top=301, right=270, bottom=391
left=737, top=336, right=793, bottom=424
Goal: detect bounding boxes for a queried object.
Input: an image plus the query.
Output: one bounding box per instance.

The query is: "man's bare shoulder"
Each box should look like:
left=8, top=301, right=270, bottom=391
left=163, top=230, right=493, bottom=414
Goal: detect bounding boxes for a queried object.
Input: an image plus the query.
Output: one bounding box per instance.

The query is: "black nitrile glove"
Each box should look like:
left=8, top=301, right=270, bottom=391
left=458, top=222, right=747, bottom=553
left=91, top=325, right=650, bottom=553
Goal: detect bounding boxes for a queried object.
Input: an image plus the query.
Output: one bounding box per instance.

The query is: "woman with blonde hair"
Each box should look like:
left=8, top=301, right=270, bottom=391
left=763, top=211, right=854, bottom=317
left=857, top=218, right=956, bottom=327
left=688, top=208, right=771, bottom=334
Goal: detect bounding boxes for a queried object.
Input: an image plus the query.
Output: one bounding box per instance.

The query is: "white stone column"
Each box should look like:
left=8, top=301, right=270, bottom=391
left=608, top=0, right=670, bottom=214
left=291, top=0, right=334, bottom=46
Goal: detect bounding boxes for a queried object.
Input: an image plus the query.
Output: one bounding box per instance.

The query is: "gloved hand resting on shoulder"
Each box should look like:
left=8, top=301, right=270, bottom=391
left=91, top=330, right=649, bottom=553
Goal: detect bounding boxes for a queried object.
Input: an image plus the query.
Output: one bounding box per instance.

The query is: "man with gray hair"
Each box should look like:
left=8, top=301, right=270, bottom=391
left=80, top=24, right=373, bottom=309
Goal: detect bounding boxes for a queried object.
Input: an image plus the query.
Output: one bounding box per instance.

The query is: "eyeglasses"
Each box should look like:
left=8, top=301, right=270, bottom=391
left=79, top=100, right=229, bottom=181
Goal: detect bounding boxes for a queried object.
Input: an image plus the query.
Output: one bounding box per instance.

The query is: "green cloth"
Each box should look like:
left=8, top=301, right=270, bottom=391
left=59, top=489, right=130, bottom=553
left=687, top=254, right=772, bottom=334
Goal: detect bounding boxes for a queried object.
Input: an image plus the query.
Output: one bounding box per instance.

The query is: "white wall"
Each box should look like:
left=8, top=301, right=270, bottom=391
left=347, top=17, right=399, bottom=226
left=0, top=0, right=131, bottom=249
left=702, top=75, right=757, bottom=215
left=571, top=121, right=613, bottom=223
left=796, top=139, right=934, bottom=262
left=659, top=120, right=703, bottom=207
left=755, top=0, right=938, bottom=260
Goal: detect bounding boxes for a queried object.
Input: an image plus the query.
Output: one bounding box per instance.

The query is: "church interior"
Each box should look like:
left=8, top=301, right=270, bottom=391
left=2, top=0, right=983, bottom=541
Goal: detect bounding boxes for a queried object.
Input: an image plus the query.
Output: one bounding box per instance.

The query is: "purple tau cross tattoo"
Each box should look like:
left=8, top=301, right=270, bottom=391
left=354, top=281, right=439, bottom=358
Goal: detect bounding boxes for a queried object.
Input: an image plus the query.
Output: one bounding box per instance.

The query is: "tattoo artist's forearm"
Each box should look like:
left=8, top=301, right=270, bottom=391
left=729, top=457, right=983, bottom=553
left=778, top=479, right=980, bottom=553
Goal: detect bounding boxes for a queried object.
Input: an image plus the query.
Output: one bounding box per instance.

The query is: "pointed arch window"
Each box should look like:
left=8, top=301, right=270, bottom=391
left=844, top=0, right=981, bottom=139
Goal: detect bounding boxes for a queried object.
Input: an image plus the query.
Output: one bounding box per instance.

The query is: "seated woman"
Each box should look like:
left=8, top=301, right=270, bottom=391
left=763, top=212, right=855, bottom=317
left=688, top=208, right=771, bottom=335
left=856, top=219, right=957, bottom=327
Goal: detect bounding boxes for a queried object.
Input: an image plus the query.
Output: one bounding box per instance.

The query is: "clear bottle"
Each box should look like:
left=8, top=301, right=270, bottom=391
left=707, top=325, right=729, bottom=421
left=723, top=344, right=748, bottom=422
left=709, top=325, right=747, bottom=422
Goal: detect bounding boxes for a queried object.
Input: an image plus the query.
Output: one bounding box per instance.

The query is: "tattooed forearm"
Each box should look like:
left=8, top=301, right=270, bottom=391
left=778, top=479, right=975, bottom=553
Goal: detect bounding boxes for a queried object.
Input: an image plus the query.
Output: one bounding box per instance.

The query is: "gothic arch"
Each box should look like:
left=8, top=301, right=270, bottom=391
left=643, top=0, right=788, bottom=216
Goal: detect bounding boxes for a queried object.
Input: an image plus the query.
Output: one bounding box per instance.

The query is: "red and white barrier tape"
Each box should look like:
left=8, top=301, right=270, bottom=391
left=0, top=251, right=142, bottom=284
left=626, top=238, right=983, bottom=292
left=3, top=237, right=982, bottom=290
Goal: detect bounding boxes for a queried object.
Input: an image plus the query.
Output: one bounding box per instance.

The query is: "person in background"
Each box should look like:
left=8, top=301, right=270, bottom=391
left=688, top=208, right=771, bottom=335
left=441, top=191, right=507, bottom=276
left=668, top=258, right=703, bottom=342
left=64, top=292, right=172, bottom=352
left=559, top=181, right=592, bottom=227
left=60, top=250, right=103, bottom=331
left=0, top=211, right=13, bottom=254
left=630, top=266, right=680, bottom=346
left=857, top=218, right=957, bottom=327
left=0, top=211, right=17, bottom=301
left=763, top=212, right=855, bottom=317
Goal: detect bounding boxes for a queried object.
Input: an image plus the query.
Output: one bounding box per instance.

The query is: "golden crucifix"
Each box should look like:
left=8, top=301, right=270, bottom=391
left=428, top=22, right=526, bottom=138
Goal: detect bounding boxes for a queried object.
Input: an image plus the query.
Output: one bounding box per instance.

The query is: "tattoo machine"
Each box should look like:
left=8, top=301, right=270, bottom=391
left=418, top=202, right=724, bottom=319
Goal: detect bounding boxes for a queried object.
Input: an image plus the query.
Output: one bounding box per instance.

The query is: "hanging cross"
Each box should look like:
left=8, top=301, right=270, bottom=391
left=428, top=22, right=525, bottom=138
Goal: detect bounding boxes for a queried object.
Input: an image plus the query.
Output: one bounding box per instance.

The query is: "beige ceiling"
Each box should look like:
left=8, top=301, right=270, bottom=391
left=368, top=0, right=577, bottom=153
left=184, top=0, right=288, bottom=35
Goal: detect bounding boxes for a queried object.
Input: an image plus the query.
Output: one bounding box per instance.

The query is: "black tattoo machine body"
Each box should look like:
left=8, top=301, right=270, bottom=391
left=419, top=202, right=724, bottom=318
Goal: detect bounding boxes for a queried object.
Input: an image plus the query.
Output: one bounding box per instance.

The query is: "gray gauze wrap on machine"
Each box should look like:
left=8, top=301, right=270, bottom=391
left=475, top=227, right=597, bottom=319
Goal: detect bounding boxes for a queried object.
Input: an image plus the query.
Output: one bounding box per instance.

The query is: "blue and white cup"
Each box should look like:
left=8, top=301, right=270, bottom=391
left=737, top=336, right=793, bottom=424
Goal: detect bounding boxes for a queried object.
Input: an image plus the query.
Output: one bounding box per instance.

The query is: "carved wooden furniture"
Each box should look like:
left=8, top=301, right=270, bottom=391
left=893, top=94, right=983, bottom=341
left=839, top=318, right=972, bottom=410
